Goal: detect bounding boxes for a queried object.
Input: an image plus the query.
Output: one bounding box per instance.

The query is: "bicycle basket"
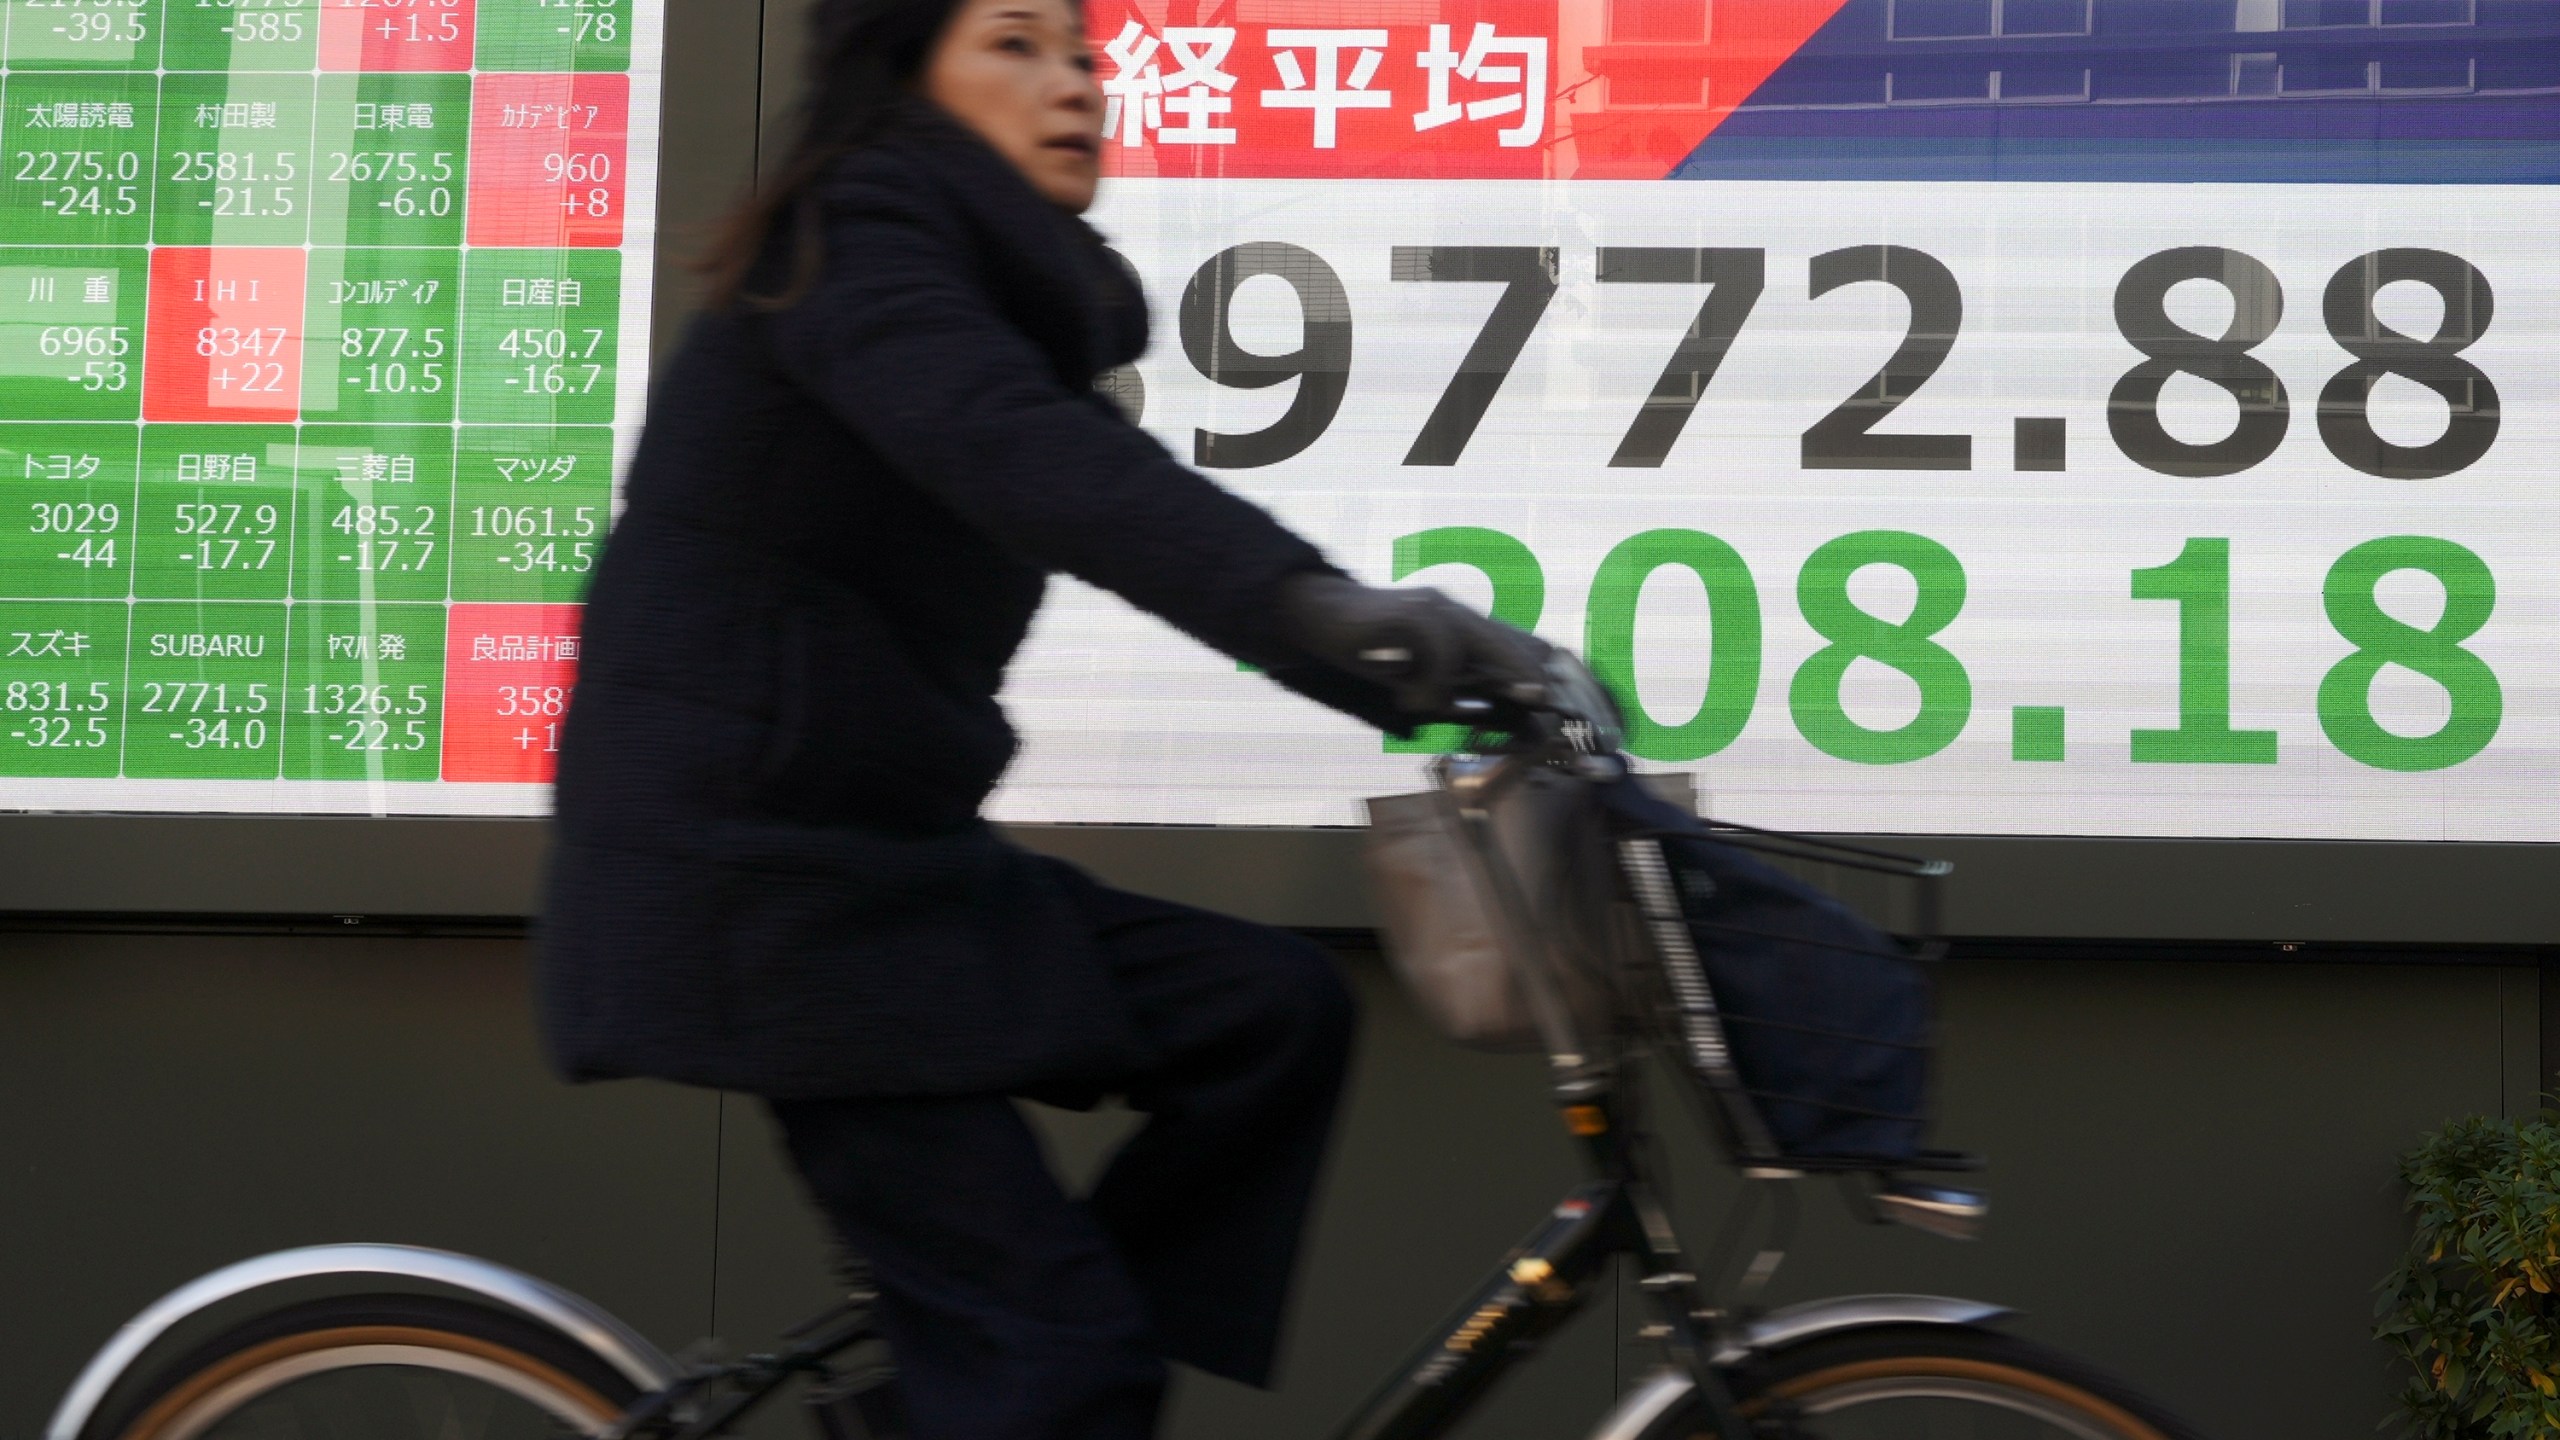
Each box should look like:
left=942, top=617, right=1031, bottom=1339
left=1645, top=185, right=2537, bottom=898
left=1601, top=777, right=1945, bottom=1169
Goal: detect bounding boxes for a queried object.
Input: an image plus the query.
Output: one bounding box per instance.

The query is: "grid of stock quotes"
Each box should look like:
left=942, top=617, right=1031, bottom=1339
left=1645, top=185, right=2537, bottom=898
left=0, top=0, right=656, bottom=804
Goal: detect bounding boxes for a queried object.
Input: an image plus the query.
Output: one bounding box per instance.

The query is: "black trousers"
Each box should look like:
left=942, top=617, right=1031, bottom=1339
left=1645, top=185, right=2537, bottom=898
left=769, top=873, right=1357, bottom=1440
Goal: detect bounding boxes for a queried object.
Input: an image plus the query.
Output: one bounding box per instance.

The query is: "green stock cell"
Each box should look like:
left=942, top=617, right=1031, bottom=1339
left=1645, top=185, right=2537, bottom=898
left=0, top=423, right=138, bottom=600
left=459, top=249, right=621, bottom=427
left=0, top=248, right=146, bottom=421
left=309, top=74, right=469, bottom=248
left=153, top=72, right=317, bottom=248
left=160, top=0, right=317, bottom=72
left=0, top=599, right=126, bottom=776
left=301, top=248, right=462, bottom=424
left=293, top=425, right=454, bottom=605
left=3, top=0, right=162, bottom=70
left=0, top=73, right=159, bottom=246
left=451, top=424, right=611, bottom=604
left=132, top=423, right=298, bottom=601
left=121, top=599, right=285, bottom=779
left=475, top=0, right=632, bottom=72
left=281, top=602, right=444, bottom=781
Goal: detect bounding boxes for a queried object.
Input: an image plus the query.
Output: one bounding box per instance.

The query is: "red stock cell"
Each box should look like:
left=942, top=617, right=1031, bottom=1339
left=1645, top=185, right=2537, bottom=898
left=441, top=603, right=583, bottom=783
left=321, top=0, right=478, bottom=73
left=467, top=74, right=630, bottom=249
left=143, top=248, right=308, bottom=425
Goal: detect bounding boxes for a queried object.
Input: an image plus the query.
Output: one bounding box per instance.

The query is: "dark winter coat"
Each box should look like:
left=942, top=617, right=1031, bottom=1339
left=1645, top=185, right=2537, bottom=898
left=539, top=108, right=1395, bottom=1099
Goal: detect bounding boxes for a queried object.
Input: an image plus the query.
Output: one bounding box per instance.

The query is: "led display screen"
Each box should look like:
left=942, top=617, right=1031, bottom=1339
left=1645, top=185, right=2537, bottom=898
left=992, top=0, right=2560, bottom=838
left=5, top=0, right=2555, bottom=843
left=0, top=0, right=657, bottom=814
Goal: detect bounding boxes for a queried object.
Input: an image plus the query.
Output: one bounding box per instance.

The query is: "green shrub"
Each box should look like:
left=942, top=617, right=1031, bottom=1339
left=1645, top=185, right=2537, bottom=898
left=2379, top=1115, right=2560, bottom=1437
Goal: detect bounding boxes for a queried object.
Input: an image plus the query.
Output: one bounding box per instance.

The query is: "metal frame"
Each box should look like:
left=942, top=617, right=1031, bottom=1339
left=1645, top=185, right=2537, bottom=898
left=8, top=816, right=2558, bottom=947
left=6, top=7, right=2559, bottom=949
left=4, top=0, right=2555, bottom=949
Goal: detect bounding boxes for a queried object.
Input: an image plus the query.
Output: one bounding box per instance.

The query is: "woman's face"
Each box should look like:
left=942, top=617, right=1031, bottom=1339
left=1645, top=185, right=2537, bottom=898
left=923, top=0, right=1103, bottom=213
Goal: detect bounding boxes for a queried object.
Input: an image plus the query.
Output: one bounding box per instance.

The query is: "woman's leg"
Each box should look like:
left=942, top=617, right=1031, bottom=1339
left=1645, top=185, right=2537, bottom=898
left=1061, top=876, right=1359, bottom=1388
left=768, top=1095, right=1167, bottom=1440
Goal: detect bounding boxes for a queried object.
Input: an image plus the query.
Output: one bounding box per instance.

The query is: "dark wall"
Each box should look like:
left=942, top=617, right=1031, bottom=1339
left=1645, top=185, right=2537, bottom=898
left=0, top=927, right=2530, bottom=1440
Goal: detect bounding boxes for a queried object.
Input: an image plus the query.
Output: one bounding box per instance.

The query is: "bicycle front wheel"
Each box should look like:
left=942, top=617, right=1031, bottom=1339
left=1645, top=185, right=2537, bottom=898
left=1653, top=1325, right=2208, bottom=1440
left=92, top=1294, right=643, bottom=1440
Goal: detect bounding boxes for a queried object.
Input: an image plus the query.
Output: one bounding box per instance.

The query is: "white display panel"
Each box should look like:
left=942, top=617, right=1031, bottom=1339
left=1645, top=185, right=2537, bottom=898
left=991, top=176, right=2560, bottom=838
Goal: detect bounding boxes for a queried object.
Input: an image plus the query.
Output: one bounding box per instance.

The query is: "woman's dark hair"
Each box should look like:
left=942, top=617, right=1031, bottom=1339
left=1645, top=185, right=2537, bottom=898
left=697, top=0, right=972, bottom=308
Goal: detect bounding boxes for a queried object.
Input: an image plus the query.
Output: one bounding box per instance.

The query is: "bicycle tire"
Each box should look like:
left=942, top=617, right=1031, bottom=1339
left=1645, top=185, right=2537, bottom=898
left=1635, top=1324, right=2209, bottom=1440
left=90, top=1293, right=645, bottom=1440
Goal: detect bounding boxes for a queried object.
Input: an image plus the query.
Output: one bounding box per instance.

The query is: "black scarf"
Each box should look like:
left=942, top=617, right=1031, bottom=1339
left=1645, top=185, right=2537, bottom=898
left=876, top=100, right=1151, bottom=389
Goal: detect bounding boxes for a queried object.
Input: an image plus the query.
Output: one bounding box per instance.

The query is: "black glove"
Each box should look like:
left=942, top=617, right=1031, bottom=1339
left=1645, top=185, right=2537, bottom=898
left=1275, top=572, right=1551, bottom=721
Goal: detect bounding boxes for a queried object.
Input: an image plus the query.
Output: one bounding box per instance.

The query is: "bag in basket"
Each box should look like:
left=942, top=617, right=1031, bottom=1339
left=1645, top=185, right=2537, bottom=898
left=1363, top=770, right=1690, bottom=1050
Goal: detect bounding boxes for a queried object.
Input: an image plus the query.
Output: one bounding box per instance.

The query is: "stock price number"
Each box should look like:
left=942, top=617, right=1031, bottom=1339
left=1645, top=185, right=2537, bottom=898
left=1162, top=243, right=2497, bottom=482
left=301, top=681, right=435, bottom=753
left=496, top=327, right=607, bottom=396
left=544, top=152, right=613, bottom=219
left=40, top=326, right=131, bottom=393
left=142, top=679, right=271, bottom=752
left=341, top=325, right=448, bottom=395
left=5, top=679, right=112, bottom=750
left=327, top=150, right=456, bottom=219
left=1402, top=525, right=2503, bottom=774
left=197, top=0, right=311, bottom=45
left=30, top=499, right=120, bottom=569
left=537, top=0, right=621, bottom=43
left=489, top=537, right=594, bottom=575
left=200, top=325, right=289, bottom=396
left=473, top=500, right=596, bottom=575
left=364, top=0, right=464, bottom=45
left=173, top=500, right=281, bottom=570
left=29, top=0, right=149, bottom=45
left=330, top=502, right=439, bottom=573
left=16, top=149, right=144, bottom=219
left=171, top=150, right=299, bottom=218
left=496, top=684, right=568, bottom=718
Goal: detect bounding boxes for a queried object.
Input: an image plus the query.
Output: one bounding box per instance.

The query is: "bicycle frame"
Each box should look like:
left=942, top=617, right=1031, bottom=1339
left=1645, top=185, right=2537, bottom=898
left=1327, top=1091, right=1757, bottom=1440
left=52, top=676, right=1989, bottom=1440
left=731, top=733, right=1777, bottom=1440
left=611, top=1078, right=1758, bottom=1440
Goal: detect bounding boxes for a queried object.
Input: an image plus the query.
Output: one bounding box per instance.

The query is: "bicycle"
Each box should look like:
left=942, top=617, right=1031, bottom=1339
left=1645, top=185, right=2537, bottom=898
left=47, top=656, right=2208, bottom=1440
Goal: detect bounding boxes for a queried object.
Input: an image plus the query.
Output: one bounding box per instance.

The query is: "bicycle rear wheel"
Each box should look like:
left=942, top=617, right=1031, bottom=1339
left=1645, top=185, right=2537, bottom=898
left=92, top=1294, right=643, bottom=1440
left=1647, top=1325, right=2207, bottom=1440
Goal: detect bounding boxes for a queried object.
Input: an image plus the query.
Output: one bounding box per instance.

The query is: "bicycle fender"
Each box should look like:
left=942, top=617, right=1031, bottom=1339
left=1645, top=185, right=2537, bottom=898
left=1584, top=1295, right=2013, bottom=1440
left=46, top=1243, right=682, bottom=1440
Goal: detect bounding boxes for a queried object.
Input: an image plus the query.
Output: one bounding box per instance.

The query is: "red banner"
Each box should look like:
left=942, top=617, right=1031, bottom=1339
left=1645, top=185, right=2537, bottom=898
left=1086, top=0, right=1847, bottom=180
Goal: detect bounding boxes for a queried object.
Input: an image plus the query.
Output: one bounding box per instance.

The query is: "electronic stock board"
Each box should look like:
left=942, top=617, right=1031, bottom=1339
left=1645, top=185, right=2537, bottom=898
left=0, top=0, right=656, bottom=815
left=7, top=0, right=2559, bottom=850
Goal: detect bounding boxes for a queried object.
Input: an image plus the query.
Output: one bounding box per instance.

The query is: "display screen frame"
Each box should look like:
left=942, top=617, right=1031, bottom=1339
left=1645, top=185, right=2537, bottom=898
left=6, top=0, right=2556, bottom=943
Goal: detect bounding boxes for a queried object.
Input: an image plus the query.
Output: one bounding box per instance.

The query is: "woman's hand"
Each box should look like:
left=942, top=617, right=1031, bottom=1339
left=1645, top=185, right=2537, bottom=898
left=1275, top=573, right=1552, bottom=723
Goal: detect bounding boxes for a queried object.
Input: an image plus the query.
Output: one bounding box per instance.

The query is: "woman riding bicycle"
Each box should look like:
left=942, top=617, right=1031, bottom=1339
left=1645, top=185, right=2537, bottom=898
left=535, top=0, right=1548, bottom=1437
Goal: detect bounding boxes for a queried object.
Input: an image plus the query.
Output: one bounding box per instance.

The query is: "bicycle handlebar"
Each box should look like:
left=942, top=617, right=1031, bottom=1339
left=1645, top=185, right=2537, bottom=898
left=1442, top=651, right=1626, bottom=756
